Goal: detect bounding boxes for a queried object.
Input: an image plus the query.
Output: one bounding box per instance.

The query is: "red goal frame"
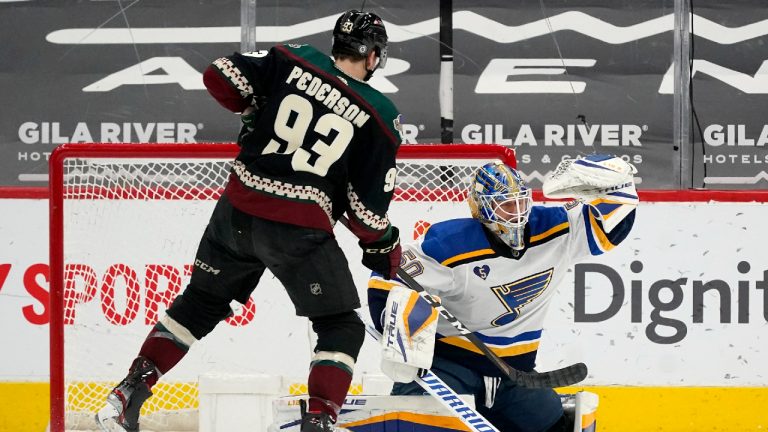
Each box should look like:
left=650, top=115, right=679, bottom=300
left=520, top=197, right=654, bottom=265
left=47, top=142, right=516, bottom=431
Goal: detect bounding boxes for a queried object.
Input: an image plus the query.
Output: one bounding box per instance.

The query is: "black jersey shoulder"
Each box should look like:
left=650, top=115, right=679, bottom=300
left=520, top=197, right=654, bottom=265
left=276, top=44, right=401, bottom=143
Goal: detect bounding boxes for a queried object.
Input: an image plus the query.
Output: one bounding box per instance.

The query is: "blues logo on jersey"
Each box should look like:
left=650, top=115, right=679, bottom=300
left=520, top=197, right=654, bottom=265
left=490, top=268, right=554, bottom=326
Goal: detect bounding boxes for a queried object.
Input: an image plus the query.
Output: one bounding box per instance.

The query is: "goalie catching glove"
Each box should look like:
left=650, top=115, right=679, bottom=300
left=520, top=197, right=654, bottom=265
left=380, top=285, right=438, bottom=383
left=543, top=154, right=637, bottom=200
left=360, top=226, right=401, bottom=280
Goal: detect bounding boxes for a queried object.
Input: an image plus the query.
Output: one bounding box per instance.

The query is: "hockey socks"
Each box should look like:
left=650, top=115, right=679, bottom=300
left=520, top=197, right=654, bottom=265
left=307, top=351, right=356, bottom=421
left=136, top=315, right=196, bottom=386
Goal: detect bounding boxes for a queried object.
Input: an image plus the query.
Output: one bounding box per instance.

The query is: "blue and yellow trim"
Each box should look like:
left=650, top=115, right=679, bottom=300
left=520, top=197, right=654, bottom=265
left=403, top=291, right=439, bottom=340
left=437, top=330, right=542, bottom=358
left=421, top=219, right=498, bottom=268
left=527, top=207, right=570, bottom=247
left=587, top=198, right=625, bottom=221
left=368, top=278, right=401, bottom=292
left=440, top=248, right=496, bottom=266
left=583, top=205, right=636, bottom=256
left=529, top=221, right=569, bottom=244
left=340, top=411, right=469, bottom=431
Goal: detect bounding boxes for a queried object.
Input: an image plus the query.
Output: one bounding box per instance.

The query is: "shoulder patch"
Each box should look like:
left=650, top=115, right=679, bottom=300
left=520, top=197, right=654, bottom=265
left=421, top=219, right=497, bottom=268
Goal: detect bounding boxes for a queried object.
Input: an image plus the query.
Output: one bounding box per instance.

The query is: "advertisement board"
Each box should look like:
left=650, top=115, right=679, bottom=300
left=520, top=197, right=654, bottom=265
left=2, top=1, right=768, bottom=188
left=2, top=196, right=768, bottom=386
left=2, top=192, right=768, bottom=430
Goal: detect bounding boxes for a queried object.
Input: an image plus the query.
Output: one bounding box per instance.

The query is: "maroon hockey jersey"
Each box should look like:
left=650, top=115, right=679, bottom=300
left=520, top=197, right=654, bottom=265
left=203, top=44, right=403, bottom=243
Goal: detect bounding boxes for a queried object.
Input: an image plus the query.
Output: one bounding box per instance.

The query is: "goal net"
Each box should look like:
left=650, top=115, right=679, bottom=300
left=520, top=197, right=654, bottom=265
left=49, top=142, right=516, bottom=432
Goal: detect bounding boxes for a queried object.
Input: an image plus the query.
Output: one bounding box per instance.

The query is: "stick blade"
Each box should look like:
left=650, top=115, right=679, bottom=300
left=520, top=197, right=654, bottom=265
left=517, top=362, right=588, bottom=388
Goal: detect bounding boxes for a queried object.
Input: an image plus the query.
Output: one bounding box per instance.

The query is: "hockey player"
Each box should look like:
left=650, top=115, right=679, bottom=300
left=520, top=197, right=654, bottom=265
left=368, top=155, right=638, bottom=432
left=96, top=10, right=402, bottom=432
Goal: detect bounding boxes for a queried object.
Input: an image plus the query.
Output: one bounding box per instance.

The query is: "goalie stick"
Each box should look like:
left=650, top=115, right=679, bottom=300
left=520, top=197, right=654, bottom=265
left=360, top=318, right=500, bottom=432
left=340, top=215, right=587, bottom=387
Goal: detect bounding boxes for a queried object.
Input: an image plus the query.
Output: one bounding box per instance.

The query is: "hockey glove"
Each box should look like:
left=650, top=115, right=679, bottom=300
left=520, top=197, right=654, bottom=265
left=360, top=226, right=401, bottom=280
left=241, top=107, right=257, bottom=131
left=543, top=154, right=637, bottom=200
left=237, top=96, right=267, bottom=145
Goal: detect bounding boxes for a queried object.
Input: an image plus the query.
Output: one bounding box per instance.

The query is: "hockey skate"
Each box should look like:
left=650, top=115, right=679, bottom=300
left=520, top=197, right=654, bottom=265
left=299, top=399, right=351, bottom=432
left=95, top=356, right=157, bottom=432
left=301, top=411, right=335, bottom=432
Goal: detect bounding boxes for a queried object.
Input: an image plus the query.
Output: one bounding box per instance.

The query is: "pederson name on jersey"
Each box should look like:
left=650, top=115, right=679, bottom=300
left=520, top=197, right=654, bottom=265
left=285, top=65, right=370, bottom=128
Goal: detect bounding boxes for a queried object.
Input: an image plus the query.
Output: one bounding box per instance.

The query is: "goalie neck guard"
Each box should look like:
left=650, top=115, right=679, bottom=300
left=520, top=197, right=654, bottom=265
left=332, top=9, right=388, bottom=80
left=468, top=161, right=533, bottom=251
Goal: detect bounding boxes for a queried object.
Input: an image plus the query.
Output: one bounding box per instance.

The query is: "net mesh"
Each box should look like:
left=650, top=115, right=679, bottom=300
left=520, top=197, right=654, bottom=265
left=55, top=147, right=513, bottom=430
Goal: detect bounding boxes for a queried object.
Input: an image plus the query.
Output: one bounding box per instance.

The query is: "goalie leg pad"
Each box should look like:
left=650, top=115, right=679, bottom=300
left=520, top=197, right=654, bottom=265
left=391, top=355, right=480, bottom=396
left=381, top=286, right=438, bottom=383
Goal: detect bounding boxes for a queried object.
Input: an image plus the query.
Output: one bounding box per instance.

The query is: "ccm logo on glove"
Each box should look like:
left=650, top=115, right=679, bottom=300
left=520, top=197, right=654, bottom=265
left=360, top=226, right=402, bottom=280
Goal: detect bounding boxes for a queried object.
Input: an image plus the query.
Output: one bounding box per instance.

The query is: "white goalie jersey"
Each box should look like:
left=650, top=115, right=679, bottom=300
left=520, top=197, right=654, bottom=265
left=368, top=194, right=637, bottom=376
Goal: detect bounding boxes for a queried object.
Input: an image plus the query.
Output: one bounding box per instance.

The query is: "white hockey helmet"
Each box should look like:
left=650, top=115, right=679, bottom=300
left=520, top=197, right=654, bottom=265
left=468, top=161, right=533, bottom=250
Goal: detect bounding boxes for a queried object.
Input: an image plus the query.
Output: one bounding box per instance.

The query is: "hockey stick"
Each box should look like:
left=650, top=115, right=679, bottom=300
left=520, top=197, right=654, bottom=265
left=339, top=215, right=587, bottom=388
left=360, top=320, right=500, bottom=432
left=395, top=269, right=588, bottom=388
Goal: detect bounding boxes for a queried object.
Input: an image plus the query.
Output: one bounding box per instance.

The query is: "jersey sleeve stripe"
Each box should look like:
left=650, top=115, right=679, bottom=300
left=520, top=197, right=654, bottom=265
left=440, top=248, right=496, bottom=266
left=275, top=45, right=400, bottom=147
left=529, top=221, right=569, bottom=243
left=588, top=198, right=632, bottom=219
left=438, top=336, right=540, bottom=357
left=211, top=57, right=254, bottom=97
left=368, top=278, right=401, bottom=291
left=473, top=329, right=543, bottom=345
left=586, top=208, right=616, bottom=254
left=346, top=183, right=391, bottom=232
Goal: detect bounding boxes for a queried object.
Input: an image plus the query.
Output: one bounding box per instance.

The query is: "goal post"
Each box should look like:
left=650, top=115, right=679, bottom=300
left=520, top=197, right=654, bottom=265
left=48, top=142, right=516, bottom=432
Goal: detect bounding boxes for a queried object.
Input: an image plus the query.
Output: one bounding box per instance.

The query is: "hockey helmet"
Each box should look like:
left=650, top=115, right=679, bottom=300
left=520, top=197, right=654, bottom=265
left=468, top=161, right=533, bottom=251
left=332, top=9, right=388, bottom=69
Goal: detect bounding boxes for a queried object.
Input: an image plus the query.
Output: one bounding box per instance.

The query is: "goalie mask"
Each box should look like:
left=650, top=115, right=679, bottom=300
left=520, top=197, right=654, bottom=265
left=332, top=9, right=388, bottom=81
left=468, top=161, right=533, bottom=251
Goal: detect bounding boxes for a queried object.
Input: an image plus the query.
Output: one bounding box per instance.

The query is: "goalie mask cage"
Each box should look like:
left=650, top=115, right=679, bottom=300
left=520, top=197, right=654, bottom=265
left=49, top=142, right=516, bottom=431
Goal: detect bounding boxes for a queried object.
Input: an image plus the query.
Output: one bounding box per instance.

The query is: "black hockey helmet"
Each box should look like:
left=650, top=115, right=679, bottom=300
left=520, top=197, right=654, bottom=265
left=332, top=9, right=388, bottom=69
